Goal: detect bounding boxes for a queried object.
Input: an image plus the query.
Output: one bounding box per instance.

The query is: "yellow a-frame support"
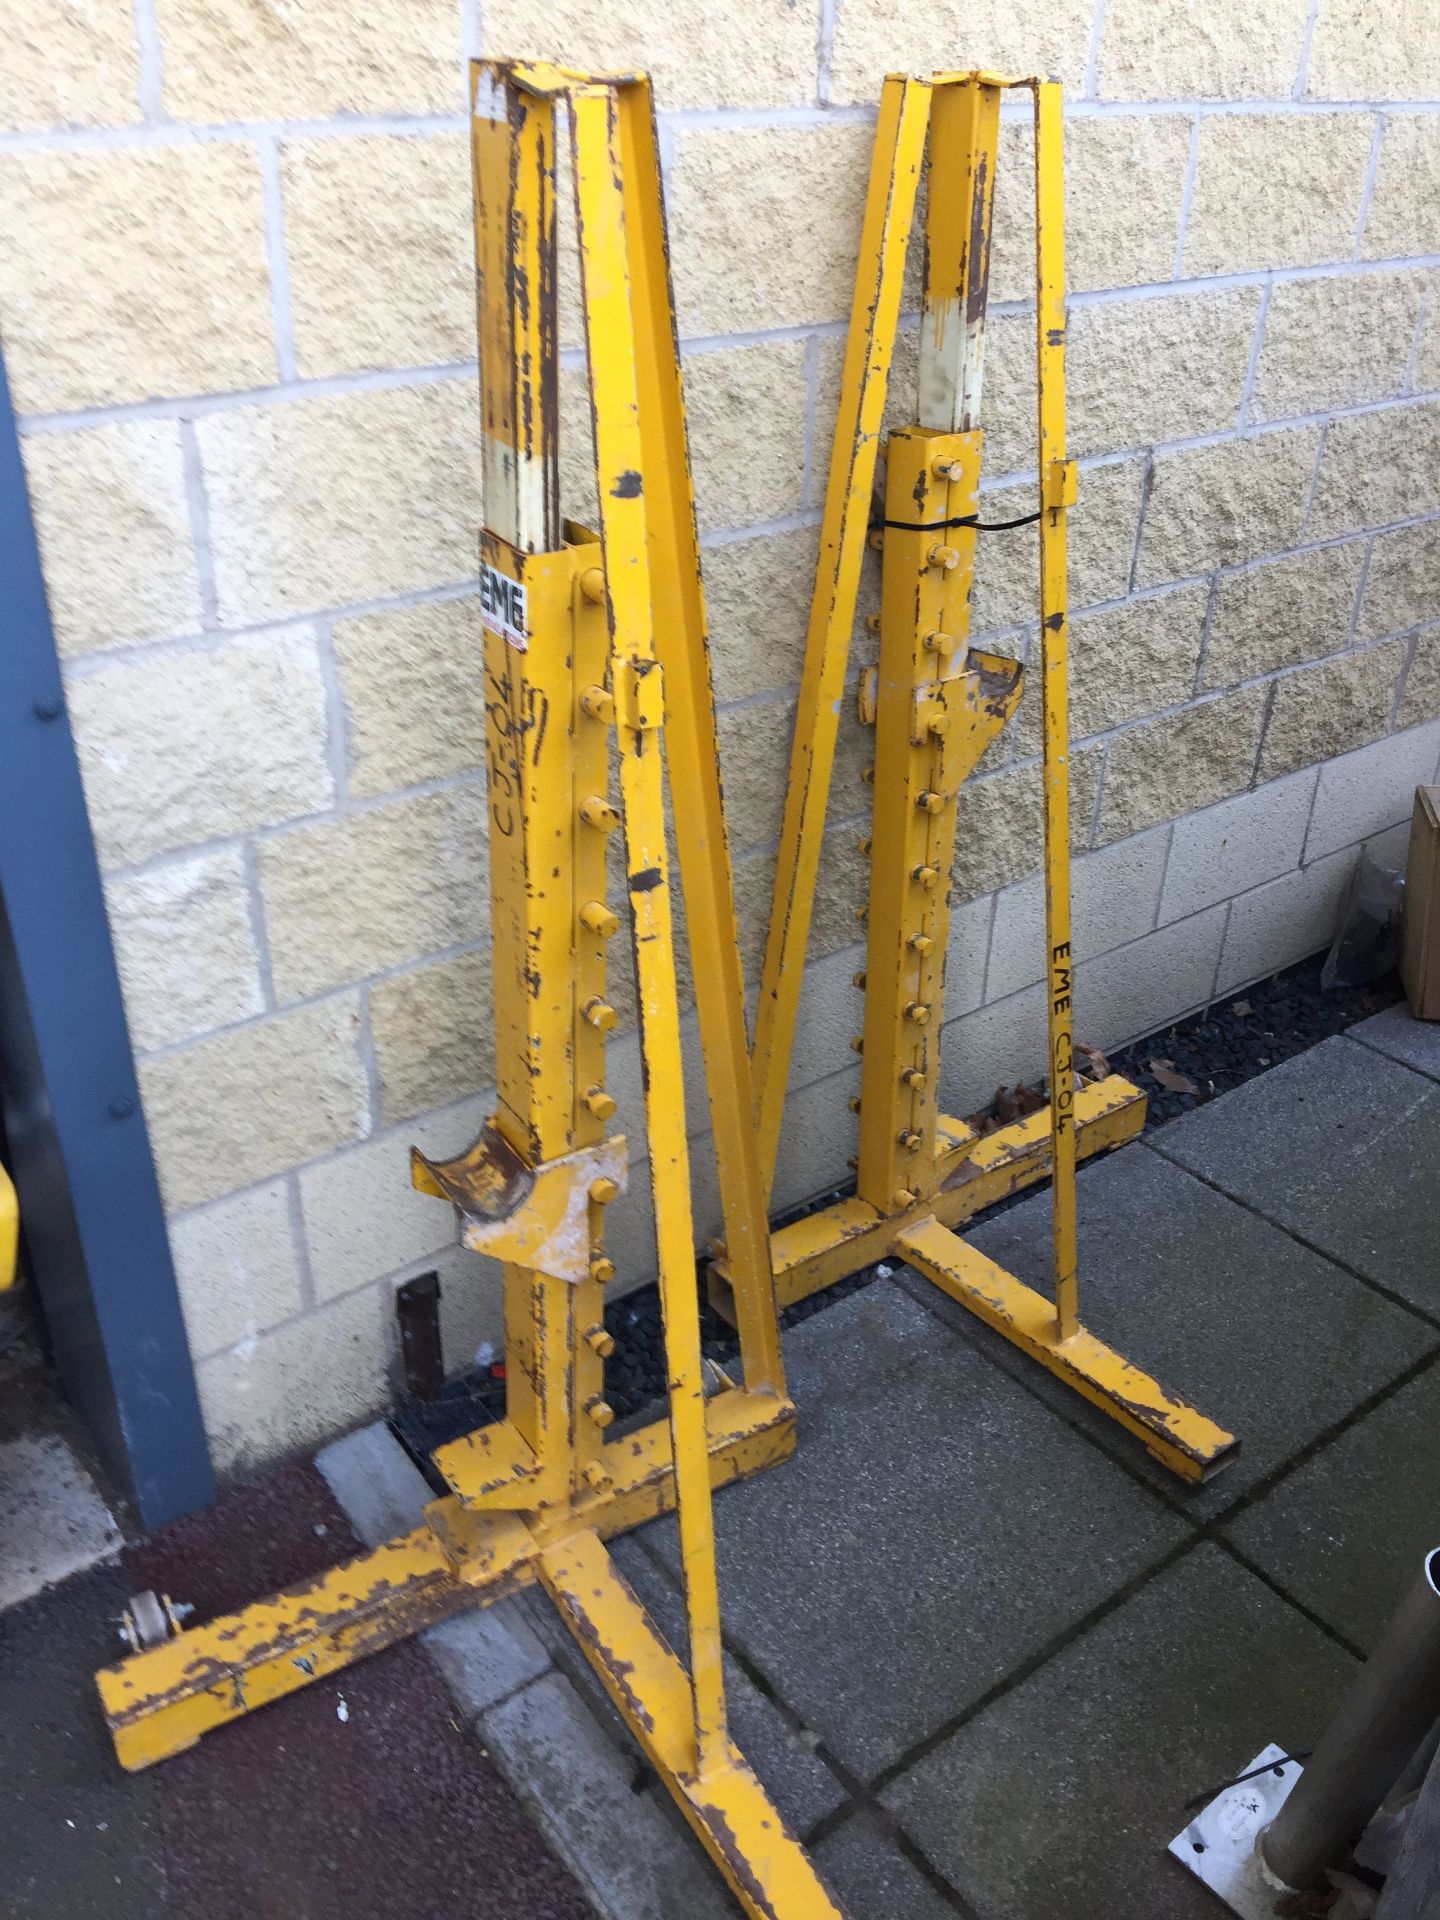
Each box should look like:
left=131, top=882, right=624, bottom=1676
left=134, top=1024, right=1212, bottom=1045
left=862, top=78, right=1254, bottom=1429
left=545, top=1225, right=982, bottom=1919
left=96, top=60, right=841, bottom=1918
left=724, top=72, right=1238, bottom=1485
left=92, top=64, right=1232, bottom=1920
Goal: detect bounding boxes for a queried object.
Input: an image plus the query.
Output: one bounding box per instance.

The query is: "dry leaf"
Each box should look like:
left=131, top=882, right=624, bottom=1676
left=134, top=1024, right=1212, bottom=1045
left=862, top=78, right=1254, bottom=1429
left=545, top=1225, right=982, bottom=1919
left=1149, top=1057, right=1200, bottom=1095
left=1076, top=1042, right=1110, bottom=1082
left=1230, top=998, right=1253, bottom=1018
left=994, top=1082, right=1047, bottom=1123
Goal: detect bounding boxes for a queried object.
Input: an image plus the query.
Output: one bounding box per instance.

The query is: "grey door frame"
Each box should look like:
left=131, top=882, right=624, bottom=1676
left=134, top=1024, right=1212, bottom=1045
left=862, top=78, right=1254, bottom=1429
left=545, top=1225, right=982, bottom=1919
left=0, top=346, right=213, bottom=1528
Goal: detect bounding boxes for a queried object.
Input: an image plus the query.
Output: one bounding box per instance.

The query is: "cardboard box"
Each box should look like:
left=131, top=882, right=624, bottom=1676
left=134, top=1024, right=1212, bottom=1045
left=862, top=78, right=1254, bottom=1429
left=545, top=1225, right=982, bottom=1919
left=1401, top=785, right=1440, bottom=1020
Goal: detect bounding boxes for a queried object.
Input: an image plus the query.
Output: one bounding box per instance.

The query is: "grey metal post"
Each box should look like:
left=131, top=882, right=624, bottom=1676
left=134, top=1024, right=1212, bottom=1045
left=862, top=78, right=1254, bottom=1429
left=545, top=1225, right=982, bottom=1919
left=1262, top=1549, right=1440, bottom=1889
left=0, top=345, right=213, bottom=1526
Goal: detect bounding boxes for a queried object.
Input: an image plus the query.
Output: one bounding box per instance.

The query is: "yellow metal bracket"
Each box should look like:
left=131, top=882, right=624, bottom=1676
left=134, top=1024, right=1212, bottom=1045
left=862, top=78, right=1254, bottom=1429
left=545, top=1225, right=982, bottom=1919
left=735, top=72, right=1236, bottom=1485
left=97, top=56, right=838, bottom=1920
left=94, top=69, right=1235, bottom=1920
left=1045, top=455, right=1079, bottom=512
left=613, top=657, right=665, bottom=734
left=411, top=1126, right=629, bottom=1281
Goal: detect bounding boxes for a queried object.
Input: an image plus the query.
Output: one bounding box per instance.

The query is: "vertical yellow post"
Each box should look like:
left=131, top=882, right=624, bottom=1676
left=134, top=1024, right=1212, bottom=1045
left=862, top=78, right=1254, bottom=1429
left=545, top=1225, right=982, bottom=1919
left=750, top=76, right=931, bottom=1200
left=472, top=61, right=561, bottom=557
left=856, top=428, right=982, bottom=1211
left=856, top=74, right=1002, bottom=1211
left=918, top=76, right=1000, bottom=434
left=468, top=64, right=607, bottom=1498
left=607, top=78, right=786, bottom=1399
left=1033, top=81, right=1080, bottom=1341
left=568, top=81, right=726, bottom=1776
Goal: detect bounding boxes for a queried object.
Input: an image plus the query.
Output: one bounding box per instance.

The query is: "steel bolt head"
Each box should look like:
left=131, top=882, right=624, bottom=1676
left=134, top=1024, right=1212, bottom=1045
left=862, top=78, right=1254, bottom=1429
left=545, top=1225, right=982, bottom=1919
left=589, top=1177, right=619, bottom=1206
left=579, top=795, right=620, bottom=831
left=580, top=899, right=620, bottom=938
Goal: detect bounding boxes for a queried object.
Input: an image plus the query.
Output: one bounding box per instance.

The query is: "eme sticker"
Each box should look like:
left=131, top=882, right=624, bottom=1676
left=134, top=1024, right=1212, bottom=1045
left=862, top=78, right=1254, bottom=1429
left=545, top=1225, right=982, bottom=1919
left=480, top=561, right=528, bottom=650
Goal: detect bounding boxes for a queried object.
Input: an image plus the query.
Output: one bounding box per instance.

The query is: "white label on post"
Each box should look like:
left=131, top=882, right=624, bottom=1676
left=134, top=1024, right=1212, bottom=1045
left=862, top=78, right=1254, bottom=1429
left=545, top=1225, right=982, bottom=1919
left=479, top=561, right=529, bottom=650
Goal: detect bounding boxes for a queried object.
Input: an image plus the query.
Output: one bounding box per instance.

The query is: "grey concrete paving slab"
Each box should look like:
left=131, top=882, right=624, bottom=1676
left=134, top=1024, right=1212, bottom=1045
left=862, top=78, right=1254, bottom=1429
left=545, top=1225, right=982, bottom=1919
left=314, top=1420, right=433, bottom=1545
left=642, top=1279, right=1189, bottom=1779
left=425, top=1604, right=553, bottom=1721
left=1224, top=1363, right=1440, bottom=1650
left=0, top=1431, right=121, bottom=1609
left=884, top=1543, right=1359, bottom=1920
left=610, top=1533, right=849, bottom=1832
left=1154, top=1035, right=1440, bottom=1314
left=480, top=1669, right=737, bottom=1920
left=505, top=1534, right=849, bottom=1835
left=811, top=1809, right=960, bottom=1919
left=1349, top=1002, right=1440, bottom=1082
left=317, top=1418, right=555, bottom=1713
left=942, top=1142, right=1436, bottom=1518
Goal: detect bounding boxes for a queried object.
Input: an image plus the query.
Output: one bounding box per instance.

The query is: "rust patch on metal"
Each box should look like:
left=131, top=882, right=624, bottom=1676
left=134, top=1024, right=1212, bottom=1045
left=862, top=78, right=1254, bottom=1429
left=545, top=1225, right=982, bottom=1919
left=694, top=1795, right=786, bottom=1920
left=101, top=1563, right=466, bottom=1729
left=558, top=1597, right=657, bottom=1733
left=411, top=1120, right=534, bottom=1225
left=965, top=149, right=992, bottom=326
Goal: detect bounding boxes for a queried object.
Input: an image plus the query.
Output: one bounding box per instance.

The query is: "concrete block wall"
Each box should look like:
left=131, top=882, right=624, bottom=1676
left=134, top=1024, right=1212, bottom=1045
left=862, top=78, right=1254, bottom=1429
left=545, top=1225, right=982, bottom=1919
left=3, top=0, right=1438, bottom=1475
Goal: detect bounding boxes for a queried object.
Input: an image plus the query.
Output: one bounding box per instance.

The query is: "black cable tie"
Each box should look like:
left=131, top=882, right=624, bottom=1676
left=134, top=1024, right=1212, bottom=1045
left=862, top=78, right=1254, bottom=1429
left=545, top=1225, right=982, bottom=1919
left=1182, top=1750, right=1311, bottom=1814
left=870, top=508, right=1044, bottom=535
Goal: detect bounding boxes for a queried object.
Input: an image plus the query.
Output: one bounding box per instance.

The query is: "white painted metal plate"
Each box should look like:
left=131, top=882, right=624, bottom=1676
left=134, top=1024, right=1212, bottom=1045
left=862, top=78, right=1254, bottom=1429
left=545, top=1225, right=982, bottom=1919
left=1168, top=1743, right=1303, bottom=1917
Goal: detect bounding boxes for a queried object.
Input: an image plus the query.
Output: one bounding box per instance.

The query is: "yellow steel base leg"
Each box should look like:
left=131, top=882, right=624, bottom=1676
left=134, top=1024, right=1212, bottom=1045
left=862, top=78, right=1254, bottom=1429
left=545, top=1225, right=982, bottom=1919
left=895, top=1215, right=1237, bottom=1483
left=711, top=1073, right=1236, bottom=1483
left=540, top=1531, right=843, bottom=1918
left=97, top=1385, right=794, bottom=1773
left=713, top=1073, right=1146, bottom=1313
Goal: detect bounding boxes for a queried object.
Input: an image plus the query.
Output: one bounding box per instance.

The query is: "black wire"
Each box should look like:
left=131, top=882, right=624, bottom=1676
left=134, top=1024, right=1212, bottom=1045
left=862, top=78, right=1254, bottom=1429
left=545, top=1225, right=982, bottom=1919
left=870, top=508, right=1044, bottom=534
left=1182, top=1750, right=1311, bottom=1813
